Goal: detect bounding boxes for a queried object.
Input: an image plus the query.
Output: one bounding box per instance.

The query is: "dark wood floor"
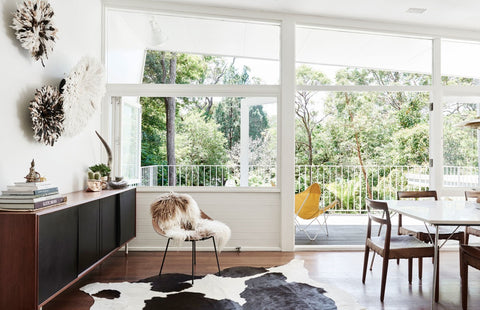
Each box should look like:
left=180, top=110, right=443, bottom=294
left=43, top=250, right=480, bottom=310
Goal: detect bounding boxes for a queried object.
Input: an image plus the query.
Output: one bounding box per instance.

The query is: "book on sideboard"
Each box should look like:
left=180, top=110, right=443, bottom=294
left=7, top=183, right=55, bottom=191
left=0, top=195, right=67, bottom=210
left=1, top=187, right=59, bottom=196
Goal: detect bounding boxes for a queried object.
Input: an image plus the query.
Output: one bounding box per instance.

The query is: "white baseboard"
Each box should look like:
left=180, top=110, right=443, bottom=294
left=121, top=246, right=282, bottom=252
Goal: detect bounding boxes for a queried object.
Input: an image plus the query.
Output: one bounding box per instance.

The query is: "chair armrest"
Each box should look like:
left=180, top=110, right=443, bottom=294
left=321, top=199, right=338, bottom=212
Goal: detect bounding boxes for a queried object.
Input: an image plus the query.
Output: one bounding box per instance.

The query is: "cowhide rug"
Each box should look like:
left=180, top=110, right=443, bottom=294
left=81, top=259, right=364, bottom=310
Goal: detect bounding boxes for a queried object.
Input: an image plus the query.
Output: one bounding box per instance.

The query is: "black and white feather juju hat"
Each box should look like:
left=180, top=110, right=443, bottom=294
left=29, top=86, right=64, bottom=146
left=61, top=56, right=106, bottom=136
left=11, top=0, right=57, bottom=67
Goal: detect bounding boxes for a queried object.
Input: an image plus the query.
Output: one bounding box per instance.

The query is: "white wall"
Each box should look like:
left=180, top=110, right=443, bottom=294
left=132, top=190, right=282, bottom=251
left=0, top=0, right=103, bottom=193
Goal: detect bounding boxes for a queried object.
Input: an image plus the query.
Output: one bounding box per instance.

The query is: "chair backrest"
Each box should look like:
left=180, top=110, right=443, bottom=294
left=295, top=183, right=322, bottom=220
left=397, top=190, right=438, bottom=201
left=365, top=199, right=391, bottom=247
left=465, top=191, right=480, bottom=202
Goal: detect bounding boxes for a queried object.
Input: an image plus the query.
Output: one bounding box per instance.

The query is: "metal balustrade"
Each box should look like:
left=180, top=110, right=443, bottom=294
left=140, top=164, right=480, bottom=213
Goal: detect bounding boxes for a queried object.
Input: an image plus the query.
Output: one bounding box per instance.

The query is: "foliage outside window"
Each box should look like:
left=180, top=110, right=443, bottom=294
left=139, top=50, right=277, bottom=187
left=295, top=64, right=430, bottom=211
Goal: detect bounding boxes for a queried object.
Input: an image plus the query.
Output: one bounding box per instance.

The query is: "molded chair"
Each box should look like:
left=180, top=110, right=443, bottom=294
left=460, top=245, right=480, bottom=310
left=362, top=199, right=437, bottom=302
left=295, top=183, right=338, bottom=240
left=152, top=210, right=221, bottom=284
left=464, top=191, right=480, bottom=244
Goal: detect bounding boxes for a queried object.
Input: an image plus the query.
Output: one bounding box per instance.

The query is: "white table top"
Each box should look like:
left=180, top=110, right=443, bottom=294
left=386, top=200, right=480, bottom=226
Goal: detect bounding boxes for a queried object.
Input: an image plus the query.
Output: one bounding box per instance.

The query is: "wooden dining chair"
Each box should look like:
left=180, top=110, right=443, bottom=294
left=464, top=191, right=480, bottom=244
left=362, top=199, right=437, bottom=302
left=460, top=245, right=480, bottom=310
left=397, top=190, right=464, bottom=279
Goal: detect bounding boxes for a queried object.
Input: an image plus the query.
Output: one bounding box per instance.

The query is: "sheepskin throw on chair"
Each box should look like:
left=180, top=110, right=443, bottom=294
left=150, top=192, right=231, bottom=250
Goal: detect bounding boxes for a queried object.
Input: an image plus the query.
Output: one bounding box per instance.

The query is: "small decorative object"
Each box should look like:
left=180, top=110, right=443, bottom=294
left=88, top=163, right=110, bottom=189
left=86, top=170, right=102, bottom=192
left=108, top=177, right=128, bottom=189
left=29, top=85, right=64, bottom=146
left=24, top=159, right=42, bottom=182
left=61, top=57, right=106, bottom=136
left=11, top=0, right=58, bottom=67
left=95, top=131, right=112, bottom=180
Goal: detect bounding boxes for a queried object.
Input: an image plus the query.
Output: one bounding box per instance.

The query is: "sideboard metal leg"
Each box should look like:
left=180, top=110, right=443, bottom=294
left=125, top=243, right=129, bottom=255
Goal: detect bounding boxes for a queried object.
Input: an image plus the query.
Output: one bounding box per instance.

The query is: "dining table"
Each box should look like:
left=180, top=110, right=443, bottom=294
left=385, top=199, right=480, bottom=309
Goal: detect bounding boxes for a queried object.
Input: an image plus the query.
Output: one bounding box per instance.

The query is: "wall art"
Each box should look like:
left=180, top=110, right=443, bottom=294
left=61, top=56, right=106, bottom=136
left=11, top=0, right=58, bottom=67
left=29, top=85, right=64, bottom=146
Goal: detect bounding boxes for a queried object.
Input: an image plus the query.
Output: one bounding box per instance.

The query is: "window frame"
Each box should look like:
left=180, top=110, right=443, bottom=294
left=102, top=3, right=480, bottom=196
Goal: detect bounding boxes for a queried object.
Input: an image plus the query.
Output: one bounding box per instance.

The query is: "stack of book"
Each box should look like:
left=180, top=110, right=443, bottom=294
left=0, top=182, right=67, bottom=210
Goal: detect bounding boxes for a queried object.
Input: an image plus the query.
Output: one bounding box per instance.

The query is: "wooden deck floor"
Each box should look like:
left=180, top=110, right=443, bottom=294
left=43, top=250, right=480, bottom=310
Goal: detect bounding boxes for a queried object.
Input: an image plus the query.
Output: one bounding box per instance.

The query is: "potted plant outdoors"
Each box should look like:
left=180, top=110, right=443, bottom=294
left=89, top=164, right=111, bottom=189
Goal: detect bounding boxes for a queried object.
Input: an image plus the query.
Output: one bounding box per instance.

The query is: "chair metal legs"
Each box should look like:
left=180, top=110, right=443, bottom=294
left=212, top=236, right=221, bottom=275
left=159, top=238, right=171, bottom=276
left=158, top=236, right=221, bottom=284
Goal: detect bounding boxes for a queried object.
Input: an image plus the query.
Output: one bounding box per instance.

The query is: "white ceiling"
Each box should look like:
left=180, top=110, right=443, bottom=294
left=155, top=0, right=480, bottom=32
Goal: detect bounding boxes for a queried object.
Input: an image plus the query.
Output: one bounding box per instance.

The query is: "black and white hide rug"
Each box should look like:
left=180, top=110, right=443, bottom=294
left=81, top=259, right=364, bottom=310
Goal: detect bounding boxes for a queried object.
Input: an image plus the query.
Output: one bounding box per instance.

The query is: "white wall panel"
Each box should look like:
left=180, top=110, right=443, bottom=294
left=129, top=191, right=282, bottom=251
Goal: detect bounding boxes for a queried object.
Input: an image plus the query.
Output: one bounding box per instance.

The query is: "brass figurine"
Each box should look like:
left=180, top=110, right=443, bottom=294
left=25, top=159, right=42, bottom=182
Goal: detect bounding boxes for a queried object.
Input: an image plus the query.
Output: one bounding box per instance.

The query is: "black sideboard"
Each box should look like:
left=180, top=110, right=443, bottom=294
left=0, top=187, right=136, bottom=310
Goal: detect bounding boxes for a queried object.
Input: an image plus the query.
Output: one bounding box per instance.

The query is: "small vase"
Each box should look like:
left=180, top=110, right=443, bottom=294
left=87, top=180, right=102, bottom=192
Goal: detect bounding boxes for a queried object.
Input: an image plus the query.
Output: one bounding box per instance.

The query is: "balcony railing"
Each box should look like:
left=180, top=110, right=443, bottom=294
left=141, top=164, right=276, bottom=187
left=141, top=164, right=431, bottom=213
left=140, top=164, right=480, bottom=213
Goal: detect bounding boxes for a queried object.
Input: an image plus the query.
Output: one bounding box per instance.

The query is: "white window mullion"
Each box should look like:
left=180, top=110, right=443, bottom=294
left=430, top=37, right=444, bottom=192
left=280, top=17, right=296, bottom=251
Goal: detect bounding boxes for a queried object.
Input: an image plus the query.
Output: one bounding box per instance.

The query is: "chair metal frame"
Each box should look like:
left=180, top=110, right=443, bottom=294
left=152, top=210, right=222, bottom=284
left=295, top=183, right=338, bottom=241
left=159, top=235, right=221, bottom=284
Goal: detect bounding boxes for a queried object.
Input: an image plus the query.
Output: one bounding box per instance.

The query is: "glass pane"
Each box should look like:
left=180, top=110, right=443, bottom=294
left=120, top=97, right=142, bottom=182
left=106, top=9, right=280, bottom=84
left=139, top=96, right=277, bottom=187
left=296, top=26, right=432, bottom=85
left=441, top=40, right=480, bottom=86
left=443, top=96, right=480, bottom=187
left=295, top=90, right=430, bottom=213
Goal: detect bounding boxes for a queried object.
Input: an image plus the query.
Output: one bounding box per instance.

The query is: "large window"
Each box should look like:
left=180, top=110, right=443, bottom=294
left=443, top=96, right=480, bottom=187
left=296, top=27, right=432, bottom=85
left=442, top=40, right=480, bottom=86
left=106, top=9, right=280, bottom=187
left=105, top=6, right=480, bottom=194
left=137, top=96, right=277, bottom=187
left=106, top=10, right=280, bottom=85
left=294, top=90, right=430, bottom=212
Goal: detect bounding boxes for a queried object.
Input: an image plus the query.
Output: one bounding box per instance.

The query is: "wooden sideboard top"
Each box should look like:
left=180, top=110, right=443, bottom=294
left=0, top=187, right=136, bottom=216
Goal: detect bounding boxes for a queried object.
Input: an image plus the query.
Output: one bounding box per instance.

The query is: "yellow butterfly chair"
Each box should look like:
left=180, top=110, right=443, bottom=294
left=295, top=183, right=338, bottom=240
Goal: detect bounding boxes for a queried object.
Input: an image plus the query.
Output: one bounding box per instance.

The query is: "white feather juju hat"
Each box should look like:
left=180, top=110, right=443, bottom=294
left=11, top=0, right=57, bottom=67
left=62, top=56, right=106, bottom=136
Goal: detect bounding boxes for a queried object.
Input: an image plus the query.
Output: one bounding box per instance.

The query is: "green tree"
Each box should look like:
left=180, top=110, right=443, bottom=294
left=140, top=97, right=166, bottom=166
left=143, top=51, right=207, bottom=185
left=176, top=111, right=228, bottom=165
left=295, top=65, right=331, bottom=172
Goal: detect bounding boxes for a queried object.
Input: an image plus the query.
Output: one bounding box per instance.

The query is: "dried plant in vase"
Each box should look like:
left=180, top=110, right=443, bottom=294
left=29, top=85, right=64, bottom=146
left=11, top=0, right=58, bottom=67
left=61, top=56, right=106, bottom=136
